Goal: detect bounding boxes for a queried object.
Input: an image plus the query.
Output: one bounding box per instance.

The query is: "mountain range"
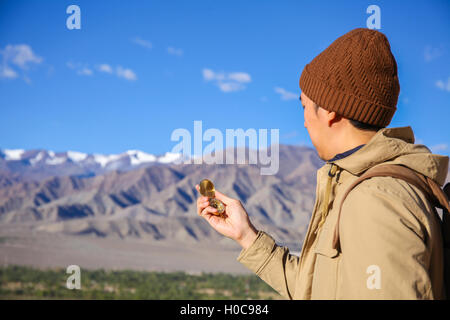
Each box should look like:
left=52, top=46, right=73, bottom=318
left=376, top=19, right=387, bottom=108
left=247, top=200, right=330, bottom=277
left=1, top=144, right=448, bottom=251
left=0, top=148, right=183, bottom=186
left=0, top=145, right=324, bottom=249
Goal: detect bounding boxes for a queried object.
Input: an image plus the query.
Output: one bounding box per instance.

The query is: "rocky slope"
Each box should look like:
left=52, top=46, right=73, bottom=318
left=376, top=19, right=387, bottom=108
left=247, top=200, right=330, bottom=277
left=0, top=145, right=323, bottom=248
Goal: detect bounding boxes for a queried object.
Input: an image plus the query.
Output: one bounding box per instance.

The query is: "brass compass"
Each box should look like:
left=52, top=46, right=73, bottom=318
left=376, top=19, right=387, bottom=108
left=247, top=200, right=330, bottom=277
left=199, top=179, right=225, bottom=216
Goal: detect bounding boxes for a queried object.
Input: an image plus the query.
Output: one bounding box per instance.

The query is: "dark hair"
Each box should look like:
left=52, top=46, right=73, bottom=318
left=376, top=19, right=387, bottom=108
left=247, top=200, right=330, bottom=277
left=348, top=119, right=384, bottom=132
left=313, top=103, right=383, bottom=132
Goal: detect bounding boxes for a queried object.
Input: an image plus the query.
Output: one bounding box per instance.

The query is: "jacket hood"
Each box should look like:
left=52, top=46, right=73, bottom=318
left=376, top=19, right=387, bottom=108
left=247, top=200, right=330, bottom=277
left=330, top=126, right=449, bottom=186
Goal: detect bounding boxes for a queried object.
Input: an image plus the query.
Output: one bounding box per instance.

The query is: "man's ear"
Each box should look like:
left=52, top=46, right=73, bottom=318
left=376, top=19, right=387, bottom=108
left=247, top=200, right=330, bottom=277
left=326, top=111, right=341, bottom=127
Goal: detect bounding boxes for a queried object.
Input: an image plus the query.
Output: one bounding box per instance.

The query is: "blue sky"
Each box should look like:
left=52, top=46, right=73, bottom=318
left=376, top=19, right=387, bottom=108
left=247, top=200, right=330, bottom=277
left=1, top=0, right=449, bottom=157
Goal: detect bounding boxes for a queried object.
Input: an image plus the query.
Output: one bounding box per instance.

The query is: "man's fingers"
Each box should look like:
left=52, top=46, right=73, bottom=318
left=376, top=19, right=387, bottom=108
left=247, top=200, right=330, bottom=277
left=201, top=206, right=218, bottom=217
left=197, top=199, right=209, bottom=215
left=196, top=196, right=209, bottom=206
left=195, top=184, right=235, bottom=205
left=200, top=207, right=223, bottom=228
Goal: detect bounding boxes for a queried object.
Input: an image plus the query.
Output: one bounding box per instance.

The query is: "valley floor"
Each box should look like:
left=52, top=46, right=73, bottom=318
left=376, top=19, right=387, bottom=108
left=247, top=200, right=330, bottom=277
left=0, top=224, right=253, bottom=274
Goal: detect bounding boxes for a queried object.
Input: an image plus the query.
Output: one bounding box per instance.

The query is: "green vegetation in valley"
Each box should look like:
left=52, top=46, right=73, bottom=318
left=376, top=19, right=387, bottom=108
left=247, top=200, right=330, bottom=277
left=0, top=265, right=281, bottom=300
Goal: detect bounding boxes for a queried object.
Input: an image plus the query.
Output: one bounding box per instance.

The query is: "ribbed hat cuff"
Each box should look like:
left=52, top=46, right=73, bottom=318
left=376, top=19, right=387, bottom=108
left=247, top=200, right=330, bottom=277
left=299, top=66, right=396, bottom=128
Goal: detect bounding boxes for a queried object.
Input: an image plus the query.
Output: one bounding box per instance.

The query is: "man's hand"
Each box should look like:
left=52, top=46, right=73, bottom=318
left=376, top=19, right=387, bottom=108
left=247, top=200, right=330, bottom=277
left=195, top=185, right=258, bottom=250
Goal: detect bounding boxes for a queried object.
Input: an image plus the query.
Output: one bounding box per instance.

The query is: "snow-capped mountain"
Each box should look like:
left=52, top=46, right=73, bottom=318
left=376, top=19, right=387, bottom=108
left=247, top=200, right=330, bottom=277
left=0, top=148, right=185, bottom=182
left=0, top=144, right=324, bottom=247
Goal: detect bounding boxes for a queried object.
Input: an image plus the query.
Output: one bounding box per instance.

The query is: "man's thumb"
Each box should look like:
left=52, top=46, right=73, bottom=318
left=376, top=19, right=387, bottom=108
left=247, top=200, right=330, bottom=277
left=214, top=190, right=235, bottom=205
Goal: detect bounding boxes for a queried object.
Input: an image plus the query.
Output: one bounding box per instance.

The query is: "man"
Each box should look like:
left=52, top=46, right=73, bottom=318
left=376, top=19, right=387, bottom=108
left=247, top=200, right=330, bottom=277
left=195, top=28, right=449, bottom=299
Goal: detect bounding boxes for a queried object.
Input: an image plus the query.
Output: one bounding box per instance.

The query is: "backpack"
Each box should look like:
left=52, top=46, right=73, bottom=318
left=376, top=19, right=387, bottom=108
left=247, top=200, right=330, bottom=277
left=331, top=163, right=450, bottom=299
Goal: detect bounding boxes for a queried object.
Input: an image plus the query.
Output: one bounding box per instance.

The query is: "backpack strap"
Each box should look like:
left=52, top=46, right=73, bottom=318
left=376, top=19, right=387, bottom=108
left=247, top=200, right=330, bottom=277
left=331, top=163, right=450, bottom=251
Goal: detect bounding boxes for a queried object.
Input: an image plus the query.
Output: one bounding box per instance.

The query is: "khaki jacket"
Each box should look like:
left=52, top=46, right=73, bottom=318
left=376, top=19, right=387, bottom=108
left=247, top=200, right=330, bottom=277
left=237, top=126, right=449, bottom=299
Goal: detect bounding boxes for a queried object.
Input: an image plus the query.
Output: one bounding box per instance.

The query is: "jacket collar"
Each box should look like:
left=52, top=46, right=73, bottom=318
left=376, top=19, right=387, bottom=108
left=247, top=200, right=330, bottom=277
left=327, top=126, right=449, bottom=186
left=327, top=144, right=365, bottom=163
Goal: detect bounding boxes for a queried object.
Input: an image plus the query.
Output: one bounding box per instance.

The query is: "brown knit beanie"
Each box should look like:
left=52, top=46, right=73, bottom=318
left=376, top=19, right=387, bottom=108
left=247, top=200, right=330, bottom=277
left=299, top=28, right=400, bottom=127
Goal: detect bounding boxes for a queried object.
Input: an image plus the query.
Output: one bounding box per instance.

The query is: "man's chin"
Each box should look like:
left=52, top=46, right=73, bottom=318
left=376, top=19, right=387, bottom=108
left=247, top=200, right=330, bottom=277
left=315, top=150, right=328, bottom=162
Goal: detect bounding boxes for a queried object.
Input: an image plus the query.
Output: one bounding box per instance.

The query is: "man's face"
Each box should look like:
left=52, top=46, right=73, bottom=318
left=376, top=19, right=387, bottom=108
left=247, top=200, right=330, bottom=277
left=300, top=92, right=326, bottom=159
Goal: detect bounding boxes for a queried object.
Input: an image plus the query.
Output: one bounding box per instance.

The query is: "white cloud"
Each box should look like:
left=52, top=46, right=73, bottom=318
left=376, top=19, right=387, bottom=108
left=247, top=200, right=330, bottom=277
left=430, top=143, right=448, bottom=153
left=167, top=47, right=183, bottom=56
left=67, top=62, right=92, bottom=76
left=202, top=68, right=251, bottom=92
left=116, top=66, right=137, bottom=81
left=203, top=68, right=224, bottom=81
left=2, top=44, right=42, bottom=68
left=77, top=67, right=93, bottom=76
left=66, top=61, right=78, bottom=69
left=274, top=87, right=298, bottom=101
left=218, top=82, right=245, bottom=92
left=202, top=69, right=216, bottom=81
left=0, top=65, right=18, bottom=79
left=436, top=77, right=450, bottom=92
left=68, top=62, right=137, bottom=81
left=0, top=44, right=42, bottom=80
left=424, top=45, right=444, bottom=62
left=98, top=64, right=113, bottom=73
left=132, top=37, right=153, bottom=49
left=228, top=72, right=251, bottom=83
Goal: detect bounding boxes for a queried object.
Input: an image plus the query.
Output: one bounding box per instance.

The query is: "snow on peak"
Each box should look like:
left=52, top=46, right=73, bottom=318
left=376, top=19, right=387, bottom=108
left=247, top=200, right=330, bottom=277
left=93, top=154, right=121, bottom=168
left=45, top=150, right=66, bottom=165
left=67, top=150, right=88, bottom=162
left=46, top=156, right=67, bottom=165
left=36, top=150, right=67, bottom=166
left=125, top=150, right=156, bottom=165
left=2, top=148, right=184, bottom=167
left=3, top=149, right=25, bottom=160
left=157, top=152, right=182, bottom=163
left=30, top=151, right=44, bottom=165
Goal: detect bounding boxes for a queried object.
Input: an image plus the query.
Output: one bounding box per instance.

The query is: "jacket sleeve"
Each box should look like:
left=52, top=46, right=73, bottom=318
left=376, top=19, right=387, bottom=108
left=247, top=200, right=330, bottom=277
left=236, top=230, right=300, bottom=299
left=338, top=178, right=438, bottom=299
